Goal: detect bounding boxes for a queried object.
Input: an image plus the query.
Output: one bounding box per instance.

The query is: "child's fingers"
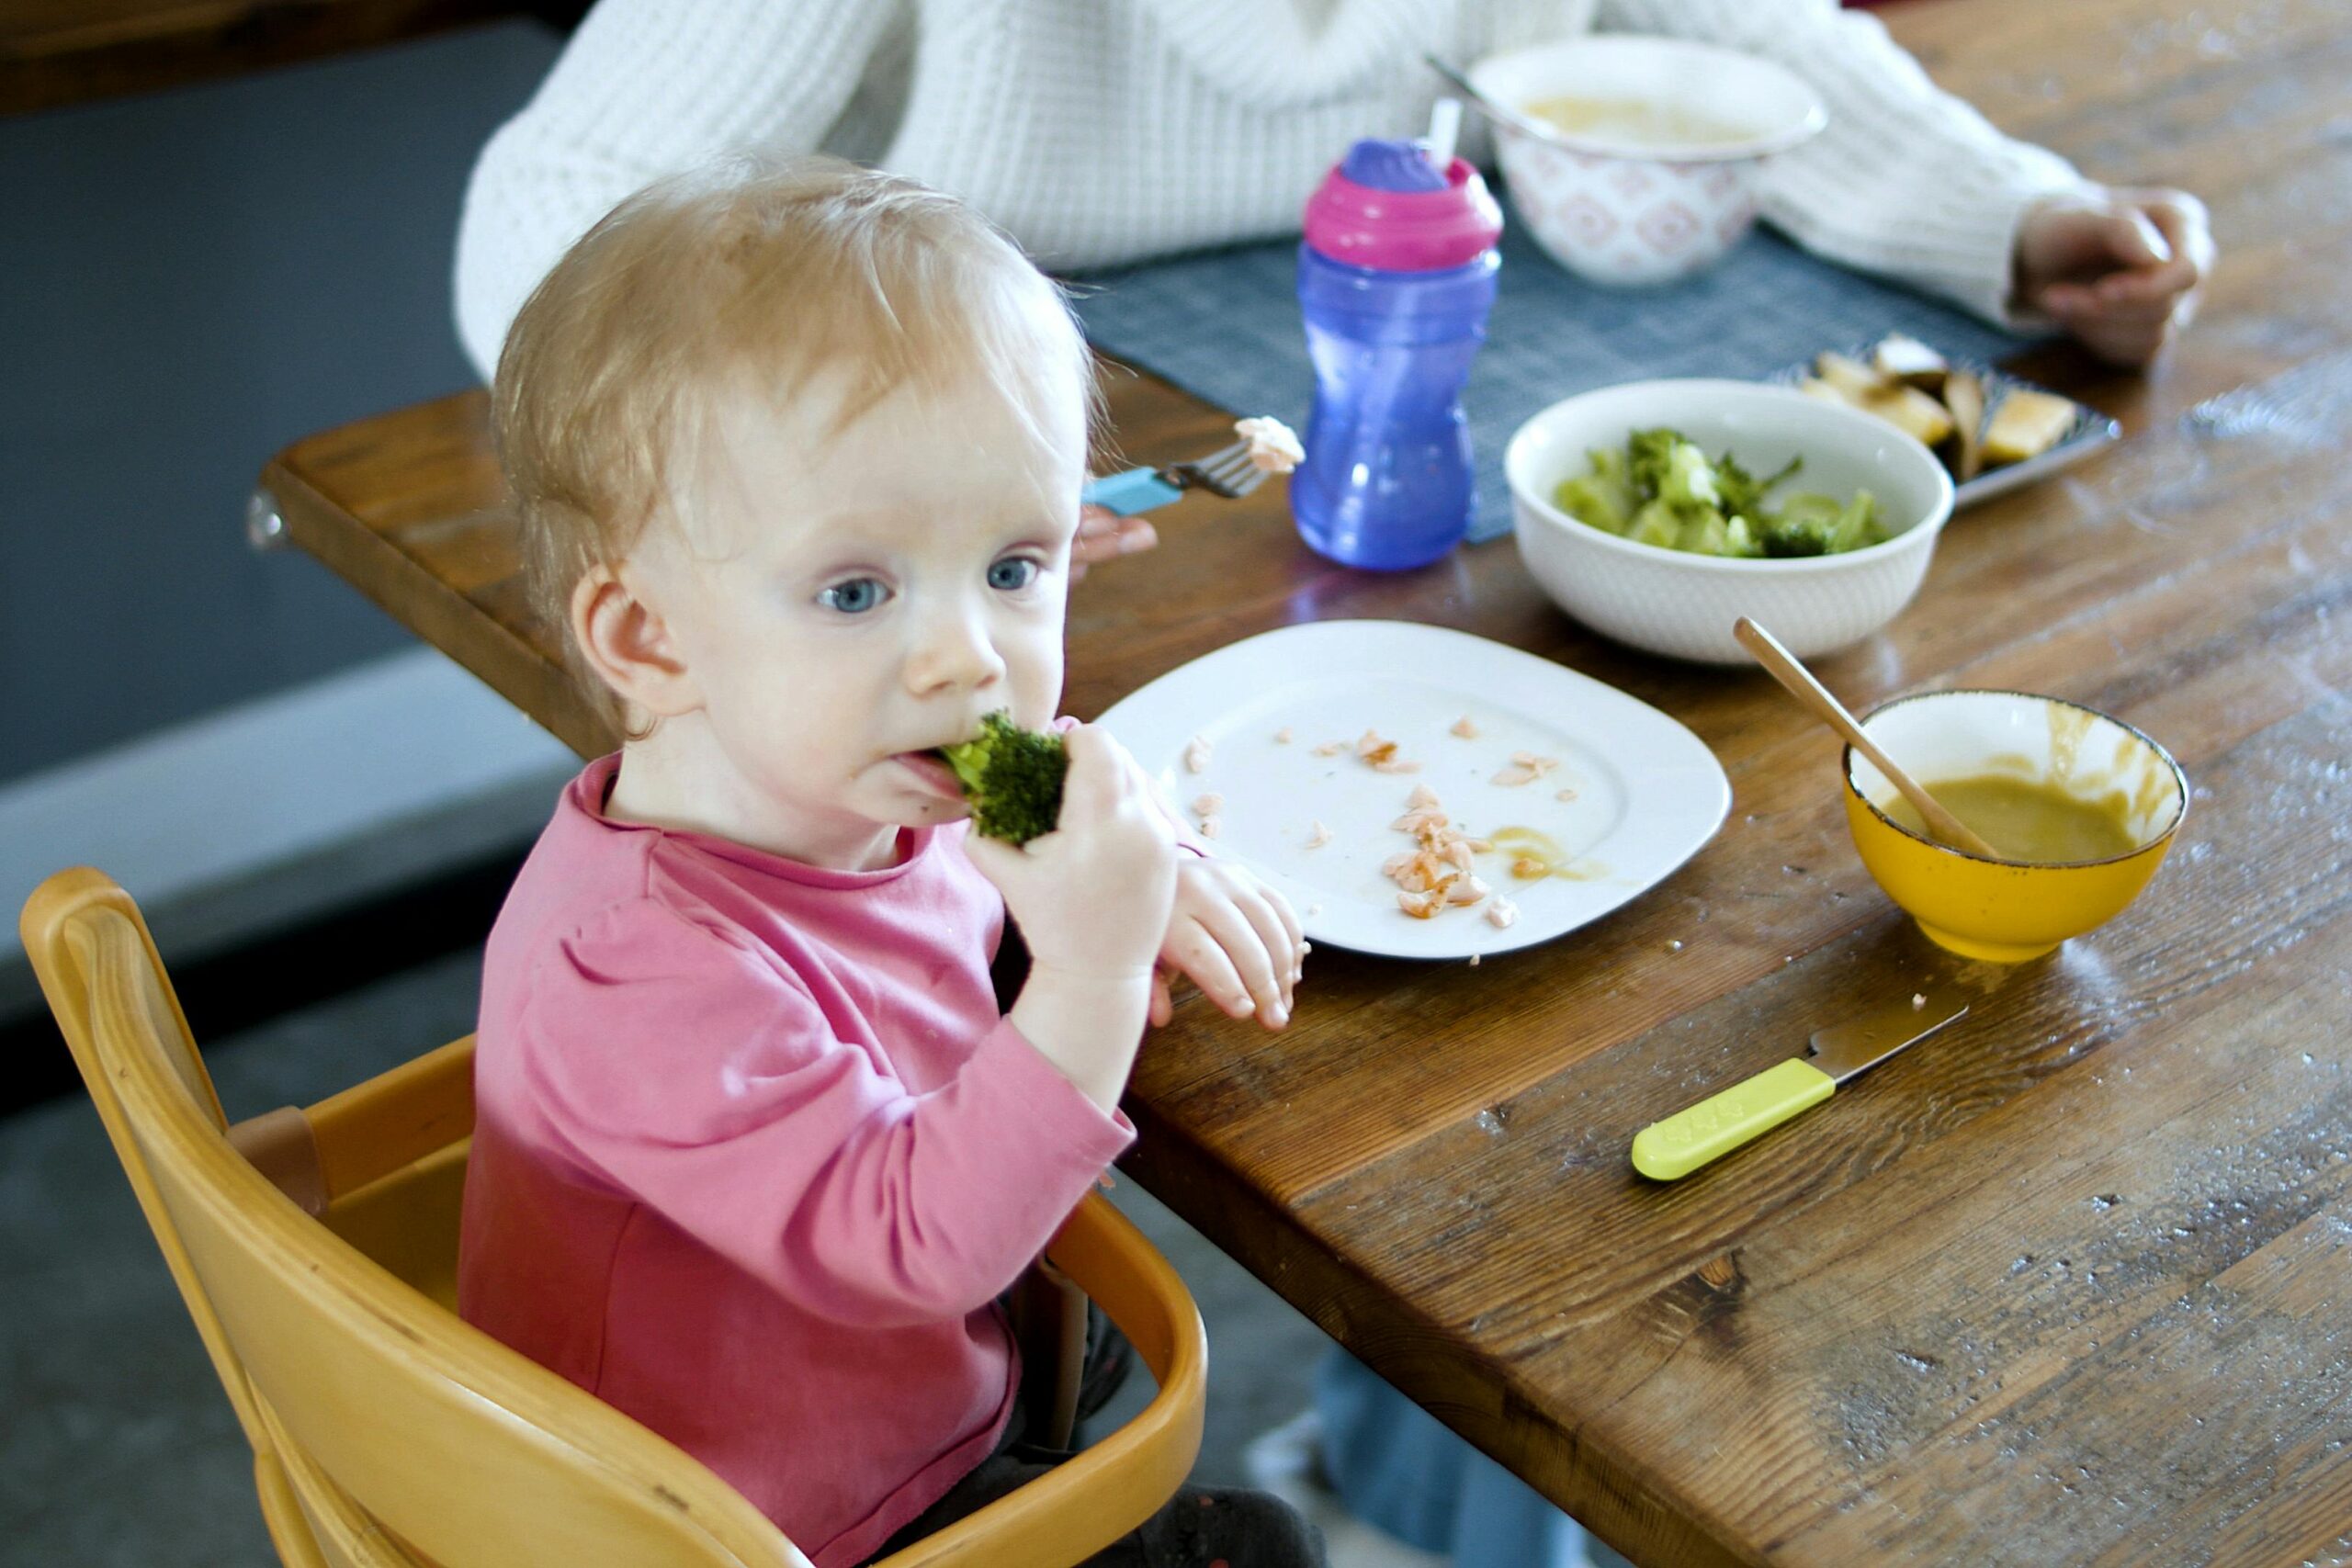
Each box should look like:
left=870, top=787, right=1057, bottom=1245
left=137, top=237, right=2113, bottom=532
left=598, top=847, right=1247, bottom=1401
left=1230, top=886, right=1301, bottom=1010
left=1188, top=900, right=1289, bottom=1025
left=1056, top=725, right=1125, bottom=818
left=1260, top=881, right=1306, bottom=969
left=956, top=829, right=1030, bottom=889
left=1149, top=970, right=1175, bottom=1028
left=1165, top=918, right=1261, bottom=1021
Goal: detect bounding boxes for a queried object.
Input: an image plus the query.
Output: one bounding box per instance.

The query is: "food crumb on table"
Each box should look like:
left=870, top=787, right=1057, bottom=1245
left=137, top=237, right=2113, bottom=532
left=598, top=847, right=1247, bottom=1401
left=1182, top=734, right=1213, bottom=773
left=1273, top=726, right=1294, bottom=744
left=1305, top=820, right=1331, bottom=849
left=1912, top=991, right=1927, bottom=1010
left=1450, top=715, right=1481, bottom=739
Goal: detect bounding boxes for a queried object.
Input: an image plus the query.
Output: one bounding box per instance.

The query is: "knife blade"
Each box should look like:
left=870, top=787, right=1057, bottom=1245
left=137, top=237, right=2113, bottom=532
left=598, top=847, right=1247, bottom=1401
left=1630, top=986, right=1971, bottom=1180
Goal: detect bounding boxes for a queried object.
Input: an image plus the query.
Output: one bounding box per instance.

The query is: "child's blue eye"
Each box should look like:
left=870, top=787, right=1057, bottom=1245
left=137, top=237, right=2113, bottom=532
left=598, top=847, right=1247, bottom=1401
left=988, top=558, right=1040, bottom=592
left=819, top=578, right=889, bottom=614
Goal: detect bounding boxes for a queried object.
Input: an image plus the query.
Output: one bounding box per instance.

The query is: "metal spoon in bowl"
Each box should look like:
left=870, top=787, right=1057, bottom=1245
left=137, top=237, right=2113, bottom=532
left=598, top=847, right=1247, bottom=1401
left=1733, top=617, right=2004, bottom=860
left=1422, top=54, right=1578, bottom=150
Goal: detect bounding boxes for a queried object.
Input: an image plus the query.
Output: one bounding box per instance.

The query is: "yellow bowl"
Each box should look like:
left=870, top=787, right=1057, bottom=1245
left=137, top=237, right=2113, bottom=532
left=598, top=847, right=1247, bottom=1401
left=1842, top=690, right=2188, bottom=963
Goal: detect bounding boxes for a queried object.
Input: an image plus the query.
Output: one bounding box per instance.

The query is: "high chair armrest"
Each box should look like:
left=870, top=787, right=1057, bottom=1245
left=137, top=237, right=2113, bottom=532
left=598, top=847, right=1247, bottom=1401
left=301, top=1036, right=476, bottom=1201
left=228, top=1106, right=330, bottom=1216
left=872, top=1190, right=1206, bottom=1568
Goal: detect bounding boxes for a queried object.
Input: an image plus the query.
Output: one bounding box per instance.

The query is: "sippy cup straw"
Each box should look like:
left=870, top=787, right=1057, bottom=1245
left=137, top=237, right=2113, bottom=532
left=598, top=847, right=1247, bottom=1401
left=1424, top=97, right=1464, bottom=171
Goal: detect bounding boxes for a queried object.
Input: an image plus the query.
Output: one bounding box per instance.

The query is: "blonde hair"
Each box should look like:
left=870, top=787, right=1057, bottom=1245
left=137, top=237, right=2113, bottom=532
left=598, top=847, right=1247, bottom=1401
left=492, top=152, right=1101, bottom=728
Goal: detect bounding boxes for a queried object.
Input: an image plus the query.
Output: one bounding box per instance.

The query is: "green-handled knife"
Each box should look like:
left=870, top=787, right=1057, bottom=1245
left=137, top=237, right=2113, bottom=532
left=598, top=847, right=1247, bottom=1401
left=1631, top=987, right=1971, bottom=1180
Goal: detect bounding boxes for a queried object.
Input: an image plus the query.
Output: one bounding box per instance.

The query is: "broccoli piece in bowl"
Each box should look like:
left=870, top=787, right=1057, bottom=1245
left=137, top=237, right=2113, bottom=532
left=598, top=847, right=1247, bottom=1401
left=1557, top=428, right=1886, bottom=560
left=1758, top=492, right=1838, bottom=557
left=1713, top=452, right=1801, bottom=519
left=938, top=712, right=1067, bottom=844
left=1555, top=445, right=1639, bottom=533
left=1627, top=428, right=1722, bottom=512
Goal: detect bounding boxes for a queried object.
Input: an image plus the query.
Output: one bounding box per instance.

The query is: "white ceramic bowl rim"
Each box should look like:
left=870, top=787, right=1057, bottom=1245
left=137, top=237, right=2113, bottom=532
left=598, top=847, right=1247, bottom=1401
left=1841, top=689, right=2191, bottom=868
left=1505, top=380, right=1955, bottom=573
left=1467, top=35, right=1829, bottom=163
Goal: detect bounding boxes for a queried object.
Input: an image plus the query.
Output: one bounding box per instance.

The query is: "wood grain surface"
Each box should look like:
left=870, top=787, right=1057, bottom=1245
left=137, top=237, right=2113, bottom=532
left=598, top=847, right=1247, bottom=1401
left=260, top=0, right=2352, bottom=1560
left=0, top=0, right=572, bottom=117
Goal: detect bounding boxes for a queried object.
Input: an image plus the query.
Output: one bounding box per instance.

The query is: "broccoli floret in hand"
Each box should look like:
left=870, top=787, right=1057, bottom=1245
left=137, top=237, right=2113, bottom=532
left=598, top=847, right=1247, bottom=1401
left=937, top=712, right=1067, bottom=844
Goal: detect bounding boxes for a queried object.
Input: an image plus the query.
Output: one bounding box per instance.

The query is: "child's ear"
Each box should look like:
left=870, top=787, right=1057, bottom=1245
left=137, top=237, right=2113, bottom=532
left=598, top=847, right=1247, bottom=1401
left=571, top=561, right=701, bottom=719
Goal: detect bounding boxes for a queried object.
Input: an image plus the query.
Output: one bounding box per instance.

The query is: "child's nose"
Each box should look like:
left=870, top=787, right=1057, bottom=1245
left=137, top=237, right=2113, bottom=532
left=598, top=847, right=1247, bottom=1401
left=905, top=609, right=1006, bottom=695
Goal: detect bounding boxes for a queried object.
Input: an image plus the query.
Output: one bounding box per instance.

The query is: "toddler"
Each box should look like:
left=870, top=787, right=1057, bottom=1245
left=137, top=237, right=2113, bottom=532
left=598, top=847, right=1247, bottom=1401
left=458, top=152, right=1317, bottom=1567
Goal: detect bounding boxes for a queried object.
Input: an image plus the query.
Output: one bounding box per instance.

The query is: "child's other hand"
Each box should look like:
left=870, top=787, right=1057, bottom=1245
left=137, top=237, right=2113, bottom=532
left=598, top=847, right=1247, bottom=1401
left=2014, top=187, right=2214, bottom=368
left=1069, top=502, right=1157, bottom=581
left=964, top=724, right=1177, bottom=979
left=1149, top=858, right=1306, bottom=1030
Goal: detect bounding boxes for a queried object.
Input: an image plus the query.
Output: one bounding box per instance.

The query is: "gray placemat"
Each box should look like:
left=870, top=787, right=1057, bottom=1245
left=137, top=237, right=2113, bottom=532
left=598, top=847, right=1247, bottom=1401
left=1071, top=206, right=2029, bottom=544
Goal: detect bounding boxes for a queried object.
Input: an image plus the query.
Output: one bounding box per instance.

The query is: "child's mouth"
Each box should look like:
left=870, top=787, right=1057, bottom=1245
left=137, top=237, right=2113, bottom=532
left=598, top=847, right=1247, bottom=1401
left=893, top=751, right=967, bottom=801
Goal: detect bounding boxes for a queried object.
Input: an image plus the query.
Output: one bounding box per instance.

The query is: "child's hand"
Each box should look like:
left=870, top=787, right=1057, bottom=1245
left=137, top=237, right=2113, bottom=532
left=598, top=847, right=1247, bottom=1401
left=1149, top=857, right=1306, bottom=1031
left=2013, top=187, right=2214, bottom=368
left=1069, top=502, right=1158, bottom=581
left=963, top=724, right=1177, bottom=980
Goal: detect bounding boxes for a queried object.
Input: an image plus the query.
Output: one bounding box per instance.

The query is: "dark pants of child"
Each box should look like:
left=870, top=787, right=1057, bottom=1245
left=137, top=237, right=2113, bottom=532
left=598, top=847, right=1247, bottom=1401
left=872, top=1311, right=1326, bottom=1567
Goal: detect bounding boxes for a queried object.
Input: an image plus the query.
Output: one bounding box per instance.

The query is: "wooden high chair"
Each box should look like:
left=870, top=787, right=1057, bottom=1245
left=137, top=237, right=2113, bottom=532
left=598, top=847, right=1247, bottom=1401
left=22, top=867, right=1206, bottom=1568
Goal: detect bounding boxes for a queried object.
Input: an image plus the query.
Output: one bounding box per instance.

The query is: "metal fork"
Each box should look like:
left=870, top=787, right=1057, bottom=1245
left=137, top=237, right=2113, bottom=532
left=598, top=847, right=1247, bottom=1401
left=1081, top=438, right=1269, bottom=516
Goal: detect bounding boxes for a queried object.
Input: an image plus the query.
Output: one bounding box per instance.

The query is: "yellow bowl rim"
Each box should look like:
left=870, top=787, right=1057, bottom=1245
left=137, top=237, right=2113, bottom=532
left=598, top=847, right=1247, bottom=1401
left=1841, top=688, right=2190, bottom=870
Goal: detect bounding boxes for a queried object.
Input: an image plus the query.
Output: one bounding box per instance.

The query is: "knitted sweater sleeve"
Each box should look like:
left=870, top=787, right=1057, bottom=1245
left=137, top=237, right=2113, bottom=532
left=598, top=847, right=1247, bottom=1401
left=1595, top=0, right=2097, bottom=324
left=452, top=0, right=905, bottom=380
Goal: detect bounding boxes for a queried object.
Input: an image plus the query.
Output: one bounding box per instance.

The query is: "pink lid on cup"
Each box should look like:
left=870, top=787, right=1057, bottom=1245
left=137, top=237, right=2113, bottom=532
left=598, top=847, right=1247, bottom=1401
left=1303, top=139, right=1505, bottom=273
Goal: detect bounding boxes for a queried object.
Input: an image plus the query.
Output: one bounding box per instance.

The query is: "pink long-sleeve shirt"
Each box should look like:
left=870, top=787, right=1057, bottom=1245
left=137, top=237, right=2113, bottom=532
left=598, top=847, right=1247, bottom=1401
left=458, top=754, right=1134, bottom=1566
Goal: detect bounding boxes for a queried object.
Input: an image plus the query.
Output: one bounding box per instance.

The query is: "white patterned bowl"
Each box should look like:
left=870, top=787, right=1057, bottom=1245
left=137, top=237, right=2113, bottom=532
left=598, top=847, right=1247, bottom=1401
left=1467, top=36, right=1826, bottom=287
left=1507, top=379, right=1955, bottom=663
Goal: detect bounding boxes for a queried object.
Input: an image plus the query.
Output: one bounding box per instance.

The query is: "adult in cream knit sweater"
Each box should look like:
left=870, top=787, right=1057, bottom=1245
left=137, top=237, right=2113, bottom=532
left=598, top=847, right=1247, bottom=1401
left=454, top=0, right=2211, bottom=386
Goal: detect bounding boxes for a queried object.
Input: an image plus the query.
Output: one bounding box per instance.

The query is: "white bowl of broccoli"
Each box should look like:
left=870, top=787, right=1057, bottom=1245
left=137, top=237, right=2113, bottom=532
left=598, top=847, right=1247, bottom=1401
left=1506, top=378, right=1955, bottom=663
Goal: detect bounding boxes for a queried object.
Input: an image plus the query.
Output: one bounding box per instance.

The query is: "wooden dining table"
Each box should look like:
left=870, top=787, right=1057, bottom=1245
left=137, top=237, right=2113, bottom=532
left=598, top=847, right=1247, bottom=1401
left=257, top=0, right=2352, bottom=1560
left=0, top=0, right=572, bottom=117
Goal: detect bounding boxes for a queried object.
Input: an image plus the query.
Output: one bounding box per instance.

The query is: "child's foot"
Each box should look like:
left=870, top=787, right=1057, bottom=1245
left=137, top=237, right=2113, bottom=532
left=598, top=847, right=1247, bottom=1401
left=1241, top=1411, right=1450, bottom=1568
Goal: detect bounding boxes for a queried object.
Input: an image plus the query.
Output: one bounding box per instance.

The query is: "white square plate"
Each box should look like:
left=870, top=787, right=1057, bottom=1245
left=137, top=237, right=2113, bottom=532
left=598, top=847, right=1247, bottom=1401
left=1095, top=620, right=1730, bottom=960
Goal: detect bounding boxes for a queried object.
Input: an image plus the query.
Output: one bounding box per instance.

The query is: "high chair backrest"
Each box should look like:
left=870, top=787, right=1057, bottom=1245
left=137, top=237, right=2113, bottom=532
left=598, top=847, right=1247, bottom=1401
left=24, top=869, right=808, bottom=1568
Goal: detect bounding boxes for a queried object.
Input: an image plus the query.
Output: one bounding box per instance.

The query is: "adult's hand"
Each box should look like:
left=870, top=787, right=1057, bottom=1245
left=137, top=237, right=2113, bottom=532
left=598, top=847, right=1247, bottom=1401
left=2013, top=187, right=2214, bottom=368
left=1069, top=502, right=1158, bottom=581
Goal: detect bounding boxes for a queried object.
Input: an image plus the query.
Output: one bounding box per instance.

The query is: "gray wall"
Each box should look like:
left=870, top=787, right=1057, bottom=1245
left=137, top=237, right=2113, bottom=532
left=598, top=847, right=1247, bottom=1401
left=1, top=22, right=564, bottom=786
